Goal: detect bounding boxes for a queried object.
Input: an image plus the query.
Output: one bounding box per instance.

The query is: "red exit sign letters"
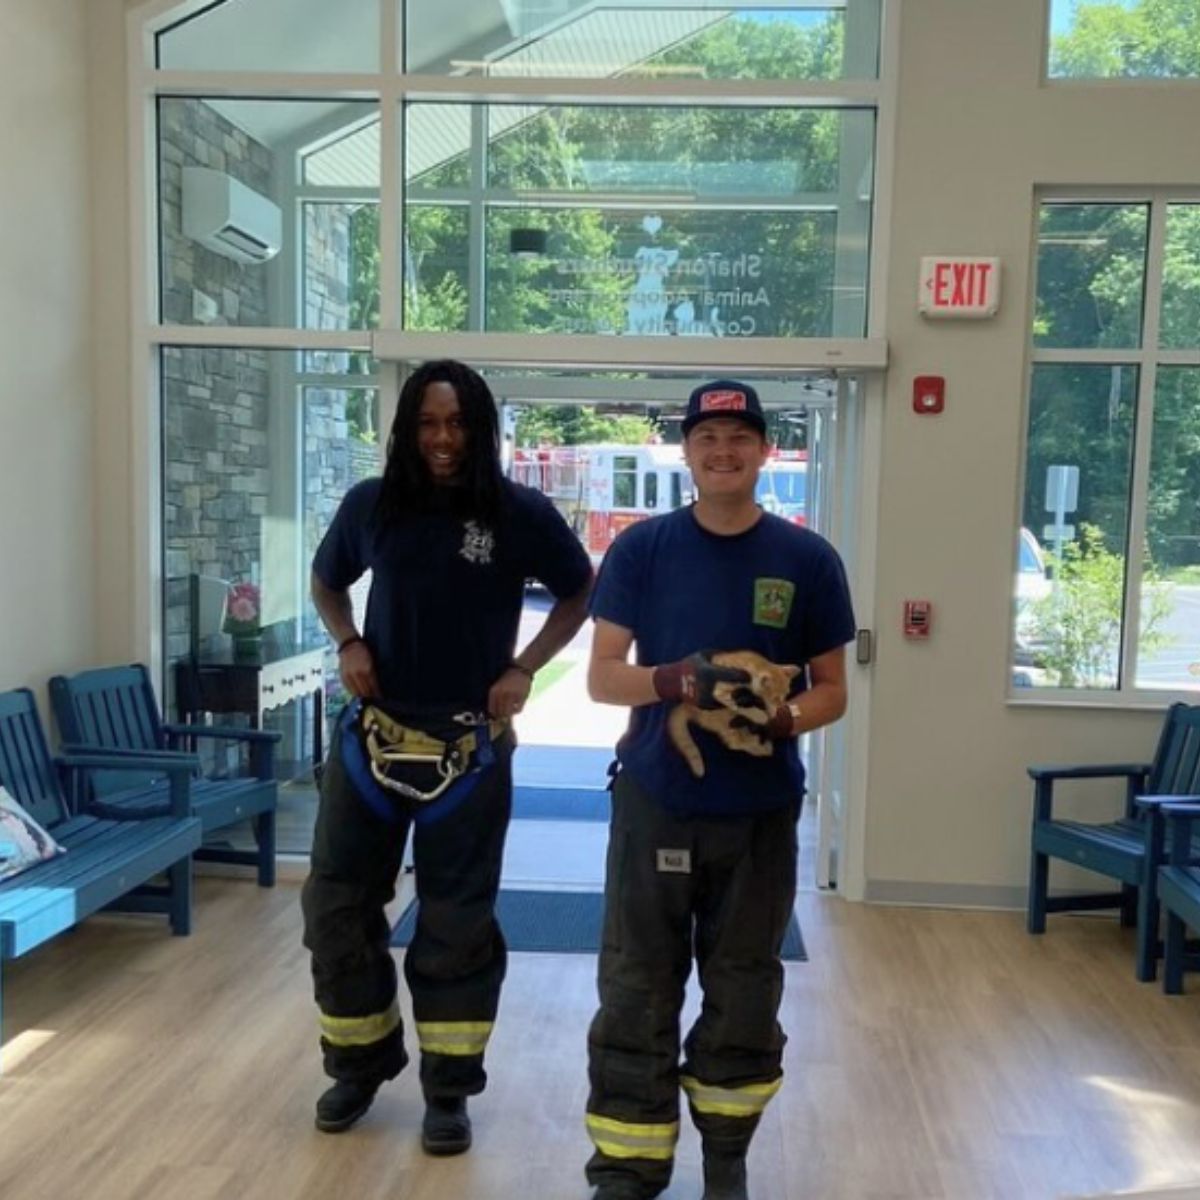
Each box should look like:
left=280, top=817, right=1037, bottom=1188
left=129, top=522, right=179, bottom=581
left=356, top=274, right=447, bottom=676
left=918, top=256, right=1000, bottom=319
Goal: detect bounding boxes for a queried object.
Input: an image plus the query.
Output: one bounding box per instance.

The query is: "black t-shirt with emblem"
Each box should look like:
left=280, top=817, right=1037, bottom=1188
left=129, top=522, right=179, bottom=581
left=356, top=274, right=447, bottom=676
left=313, top=477, right=591, bottom=709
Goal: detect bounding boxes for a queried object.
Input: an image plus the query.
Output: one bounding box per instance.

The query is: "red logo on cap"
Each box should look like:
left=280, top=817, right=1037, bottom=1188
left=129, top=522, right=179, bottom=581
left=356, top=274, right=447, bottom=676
left=699, top=389, right=747, bottom=412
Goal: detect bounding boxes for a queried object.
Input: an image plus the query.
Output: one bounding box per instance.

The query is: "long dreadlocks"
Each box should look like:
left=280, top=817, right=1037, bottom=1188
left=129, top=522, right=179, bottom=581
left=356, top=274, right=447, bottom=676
left=375, top=360, right=505, bottom=528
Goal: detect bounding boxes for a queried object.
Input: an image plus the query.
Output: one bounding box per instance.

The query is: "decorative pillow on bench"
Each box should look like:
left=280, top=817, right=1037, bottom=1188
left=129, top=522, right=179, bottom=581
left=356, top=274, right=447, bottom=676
left=0, top=786, right=65, bottom=883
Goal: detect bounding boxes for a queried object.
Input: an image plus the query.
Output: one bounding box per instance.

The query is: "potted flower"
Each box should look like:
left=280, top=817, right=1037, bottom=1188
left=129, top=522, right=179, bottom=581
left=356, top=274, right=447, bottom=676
left=223, top=581, right=262, bottom=660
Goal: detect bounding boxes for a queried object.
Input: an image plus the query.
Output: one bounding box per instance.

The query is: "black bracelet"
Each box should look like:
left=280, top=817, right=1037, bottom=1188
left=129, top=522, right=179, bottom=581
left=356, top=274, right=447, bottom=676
left=509, top=659, right=535, bottom=680
left=337, top=635, right=365, bottom=654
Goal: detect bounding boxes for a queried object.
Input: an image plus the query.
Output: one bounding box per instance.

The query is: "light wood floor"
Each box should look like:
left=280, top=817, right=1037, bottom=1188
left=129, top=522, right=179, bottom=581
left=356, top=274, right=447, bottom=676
left=4, top=877, right=1200, bottom=1200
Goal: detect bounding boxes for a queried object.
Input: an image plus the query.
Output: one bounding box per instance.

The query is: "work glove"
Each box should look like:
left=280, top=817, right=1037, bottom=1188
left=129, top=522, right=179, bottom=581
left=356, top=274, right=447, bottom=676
left=731, top=703, right=798, bottom=741
left=652, top=651, right=750, bottom=710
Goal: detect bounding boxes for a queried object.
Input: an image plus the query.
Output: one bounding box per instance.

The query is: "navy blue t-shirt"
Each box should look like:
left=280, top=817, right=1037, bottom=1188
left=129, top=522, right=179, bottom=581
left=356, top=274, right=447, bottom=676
left=313, top=477, right=591, bottom=709
left=590, top=506, right=855, bottom=818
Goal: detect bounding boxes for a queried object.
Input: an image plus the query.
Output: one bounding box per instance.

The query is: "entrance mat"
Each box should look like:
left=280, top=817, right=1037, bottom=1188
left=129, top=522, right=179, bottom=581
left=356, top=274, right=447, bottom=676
left=512, top=785, right=610, bottom=822
left=514, top=746, right=615, bottom=789
left=391, top=889, right=806, bottom=960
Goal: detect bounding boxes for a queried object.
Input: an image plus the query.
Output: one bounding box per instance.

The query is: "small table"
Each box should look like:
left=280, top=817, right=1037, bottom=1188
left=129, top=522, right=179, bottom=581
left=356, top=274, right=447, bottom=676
left=175, top=644, right=327, bottom=769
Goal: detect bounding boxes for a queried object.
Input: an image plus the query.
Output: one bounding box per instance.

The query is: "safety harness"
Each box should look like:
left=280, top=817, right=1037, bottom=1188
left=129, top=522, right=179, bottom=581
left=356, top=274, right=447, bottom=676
left=338, top=698, right=509, bottom=826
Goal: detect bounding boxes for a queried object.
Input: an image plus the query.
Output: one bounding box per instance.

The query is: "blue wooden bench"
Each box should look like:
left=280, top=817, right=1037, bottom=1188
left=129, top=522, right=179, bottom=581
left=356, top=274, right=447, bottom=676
left=49, top=664, right=280, bottom=887
left=1027, top=702, right=1200, bottom=981
left=1156, top=802, right=1200, bottom=994
left=0, top=688, right=202, bottom=1064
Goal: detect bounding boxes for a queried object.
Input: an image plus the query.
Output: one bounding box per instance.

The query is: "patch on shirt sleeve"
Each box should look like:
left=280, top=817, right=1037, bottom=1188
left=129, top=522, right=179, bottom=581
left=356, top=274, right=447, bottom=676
left=753, top=577, right=795, bottom=628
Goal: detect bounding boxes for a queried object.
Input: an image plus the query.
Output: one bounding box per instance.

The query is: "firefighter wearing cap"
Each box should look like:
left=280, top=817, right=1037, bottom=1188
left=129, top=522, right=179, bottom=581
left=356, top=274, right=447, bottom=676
left=304, top=359, right=591, bottom=1145
left=583, top=380, right=856, bottom=1200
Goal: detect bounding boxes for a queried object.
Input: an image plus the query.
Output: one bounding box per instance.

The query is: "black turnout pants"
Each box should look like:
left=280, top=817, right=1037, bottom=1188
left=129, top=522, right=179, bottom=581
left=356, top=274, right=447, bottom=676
left=301, top=720, right=513, bottom=1098
left=586, top=771, right=799, bottom=1198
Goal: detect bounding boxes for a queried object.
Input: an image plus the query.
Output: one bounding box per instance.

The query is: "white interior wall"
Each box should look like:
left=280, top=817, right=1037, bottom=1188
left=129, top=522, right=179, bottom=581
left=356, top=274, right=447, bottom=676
left=866, top=0, right=1200, bottom=904
left=89, top=0, right=139, bottom=666
left=0, top=0, right=95, bottom=700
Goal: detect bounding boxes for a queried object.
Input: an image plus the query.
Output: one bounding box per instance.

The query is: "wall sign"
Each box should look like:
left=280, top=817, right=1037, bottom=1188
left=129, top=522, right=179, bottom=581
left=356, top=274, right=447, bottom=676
left=918, top=256, right=1000, bottom=318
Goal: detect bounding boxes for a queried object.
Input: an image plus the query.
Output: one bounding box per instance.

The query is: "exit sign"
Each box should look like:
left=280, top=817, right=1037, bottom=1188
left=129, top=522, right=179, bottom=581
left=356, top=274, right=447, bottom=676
left=918, top=256, right=1001, bottom=319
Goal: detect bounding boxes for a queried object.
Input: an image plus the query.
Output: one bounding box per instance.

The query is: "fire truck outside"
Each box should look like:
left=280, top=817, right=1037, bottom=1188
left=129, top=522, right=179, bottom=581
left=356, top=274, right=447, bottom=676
left=511, top=444, right=807, bottom=565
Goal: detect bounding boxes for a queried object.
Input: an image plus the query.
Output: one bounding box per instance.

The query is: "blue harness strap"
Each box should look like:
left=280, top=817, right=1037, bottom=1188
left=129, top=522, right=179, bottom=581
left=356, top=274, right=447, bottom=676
left=337, top=700, right=496, bottom=827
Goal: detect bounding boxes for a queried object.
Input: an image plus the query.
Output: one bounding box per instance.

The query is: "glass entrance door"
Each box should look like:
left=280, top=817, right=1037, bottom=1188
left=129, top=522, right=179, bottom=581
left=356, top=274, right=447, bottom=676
left=485, top=371, right=851, bottom=889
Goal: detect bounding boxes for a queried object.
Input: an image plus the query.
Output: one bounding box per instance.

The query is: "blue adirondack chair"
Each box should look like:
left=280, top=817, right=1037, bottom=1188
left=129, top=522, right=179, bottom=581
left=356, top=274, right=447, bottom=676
left=1027, top=702, right=1200, bottom=981
left=48, top=664, right=279, bottom=887
left=1156, top=802, right=1200, bottom=994
left=0, top=688, right=202, bottom=1062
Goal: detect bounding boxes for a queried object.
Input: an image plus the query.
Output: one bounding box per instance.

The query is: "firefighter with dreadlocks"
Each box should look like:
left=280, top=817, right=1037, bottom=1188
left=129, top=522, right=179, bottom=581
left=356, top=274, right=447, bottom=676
left=583, top=380, right=855, bottom=1200
left=303, top=359, right=591, bottom=1147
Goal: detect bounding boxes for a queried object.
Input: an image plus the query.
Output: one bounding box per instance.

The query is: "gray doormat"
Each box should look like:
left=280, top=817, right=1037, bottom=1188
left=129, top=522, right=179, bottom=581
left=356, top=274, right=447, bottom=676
left=391, top=888, right=806, bottom=959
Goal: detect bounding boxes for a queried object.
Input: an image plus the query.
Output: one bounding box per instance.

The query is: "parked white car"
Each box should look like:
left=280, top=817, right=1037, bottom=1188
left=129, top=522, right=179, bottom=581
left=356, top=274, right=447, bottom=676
left=1013, top=527, right=1052, bottom=686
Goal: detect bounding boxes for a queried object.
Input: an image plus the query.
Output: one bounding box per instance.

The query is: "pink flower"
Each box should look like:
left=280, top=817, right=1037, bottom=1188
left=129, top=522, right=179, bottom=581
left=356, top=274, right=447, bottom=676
left=223, top=581, right=261, bottom=634
left=228, top=596, right=257, bottom=623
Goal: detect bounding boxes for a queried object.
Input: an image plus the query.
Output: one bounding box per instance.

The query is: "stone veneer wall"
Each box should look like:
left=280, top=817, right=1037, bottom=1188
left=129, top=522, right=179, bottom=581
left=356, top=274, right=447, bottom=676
left=158, top=99, right=362, bottom=773
left=159, top=99, right=355, bottom=680
left=304, top=414, right=380, bottom=710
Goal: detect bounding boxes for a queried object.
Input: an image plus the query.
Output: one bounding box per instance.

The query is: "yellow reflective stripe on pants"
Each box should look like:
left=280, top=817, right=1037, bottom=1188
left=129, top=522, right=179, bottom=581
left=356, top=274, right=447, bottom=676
left=680, top=1075, right=782, bottom=1118
left=416, top=1020, right=493, bottom=1056
left=319, top=1001, right=401, bottom=1047
left=586, top=1113, right=679, bottom=1161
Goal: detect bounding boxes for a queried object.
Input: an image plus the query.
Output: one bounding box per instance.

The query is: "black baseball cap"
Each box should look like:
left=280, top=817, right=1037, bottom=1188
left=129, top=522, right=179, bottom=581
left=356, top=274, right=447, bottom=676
left=681, top=380, right=766, bottom=436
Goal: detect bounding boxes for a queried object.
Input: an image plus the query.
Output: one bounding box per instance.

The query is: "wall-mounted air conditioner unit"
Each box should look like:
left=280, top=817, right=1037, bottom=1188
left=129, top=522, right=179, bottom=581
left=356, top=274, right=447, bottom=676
left=182, top=166, right=282, bottom=265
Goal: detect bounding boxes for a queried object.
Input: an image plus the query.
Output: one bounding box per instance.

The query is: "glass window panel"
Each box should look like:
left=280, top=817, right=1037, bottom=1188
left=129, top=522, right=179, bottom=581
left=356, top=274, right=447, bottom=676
left=156, top=0, right=381, bottom=72
left=303, top=120, right=381, bottom=189
left=613, top=455, right=637, bottom=508
left=162, top=346, right=379, bottom=849
left=644, top=472, right=658, bottom=509
left=1033, top=202, right=1148, bottom=350
left=1048, top=0, right=1200, bottom=80
left=486, top=104, right=859, bottom=196
left=402, top=103, right=874, bottom=338
left=405, top=0, right=880, bottom=80
left=404, top=205, right=470, bottom=331
left=1015, top=364, right=1138, bottom=690
left=303, top=201, right=379, bottom=335
left=485, top=206, right=840, bottom=336
left=159, top=98, right=378, bottom=328
left=1137, top=367, right=1200, bottom=691
left=1160, top=204, right=1200, bottom=350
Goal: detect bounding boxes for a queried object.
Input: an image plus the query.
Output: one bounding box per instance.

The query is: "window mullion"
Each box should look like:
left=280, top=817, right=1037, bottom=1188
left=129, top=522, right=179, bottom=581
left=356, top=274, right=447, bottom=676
left=1121, top=198, right=1168, bottom=692
left=379, top=79, right=401, bottom=330
left=467, top=107, right=488, bottom=332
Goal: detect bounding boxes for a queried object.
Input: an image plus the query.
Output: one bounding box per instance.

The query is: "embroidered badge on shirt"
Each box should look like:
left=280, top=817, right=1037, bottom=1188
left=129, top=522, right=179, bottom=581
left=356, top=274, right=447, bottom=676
left=459, top=521, right=495, bottom=565
left=753, top=577, right=795, bottom=628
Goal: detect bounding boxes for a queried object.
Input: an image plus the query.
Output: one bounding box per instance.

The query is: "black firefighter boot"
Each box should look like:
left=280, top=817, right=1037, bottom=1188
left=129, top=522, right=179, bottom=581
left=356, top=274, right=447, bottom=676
left=315, top=1079, right=379, bottom=1133
left=422, top=1094, right=472, bottom=1155
left=702, top=1151, right=749, bottom=1200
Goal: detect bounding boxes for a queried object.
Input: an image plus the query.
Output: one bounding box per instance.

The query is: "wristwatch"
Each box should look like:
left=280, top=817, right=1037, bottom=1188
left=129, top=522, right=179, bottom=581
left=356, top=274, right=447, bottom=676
left=786, top=701, right=804, bottom=732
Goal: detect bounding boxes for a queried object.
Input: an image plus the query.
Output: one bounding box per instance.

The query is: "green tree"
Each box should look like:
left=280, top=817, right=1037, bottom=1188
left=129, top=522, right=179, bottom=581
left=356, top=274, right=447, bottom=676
left=515, top=406, right=658, bottom=446
left=398, top=11, right=852, bottom=340
left=1028, top=524, right=1173, bottom=687
left=1051, top=0, right=1200, bottom=78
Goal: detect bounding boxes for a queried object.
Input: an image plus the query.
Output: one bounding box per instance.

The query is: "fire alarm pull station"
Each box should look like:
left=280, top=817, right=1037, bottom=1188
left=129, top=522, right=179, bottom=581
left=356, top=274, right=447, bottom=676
left=904, top=600, right=932, bottom=639
left=913, top=376, right=944, bottom=415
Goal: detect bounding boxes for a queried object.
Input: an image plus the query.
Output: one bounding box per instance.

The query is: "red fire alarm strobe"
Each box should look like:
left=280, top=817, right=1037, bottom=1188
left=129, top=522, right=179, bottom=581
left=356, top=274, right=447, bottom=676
left=904, top=600, right=932, bottom=639
left=913, top=376, right=944, bottom=414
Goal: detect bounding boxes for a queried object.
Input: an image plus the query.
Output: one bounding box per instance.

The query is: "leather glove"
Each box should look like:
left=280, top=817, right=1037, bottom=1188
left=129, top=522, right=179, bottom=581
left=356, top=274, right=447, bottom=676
left=652, top=652, right=750, bottom=710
